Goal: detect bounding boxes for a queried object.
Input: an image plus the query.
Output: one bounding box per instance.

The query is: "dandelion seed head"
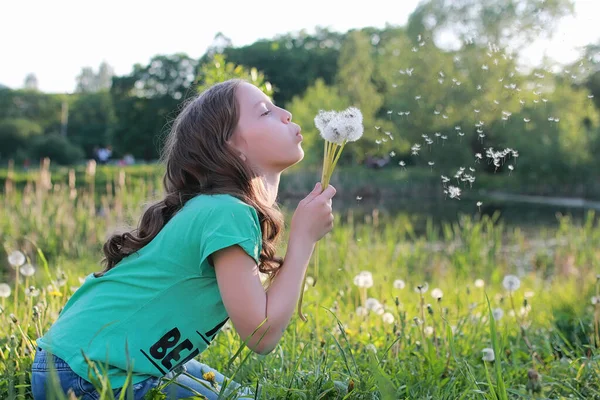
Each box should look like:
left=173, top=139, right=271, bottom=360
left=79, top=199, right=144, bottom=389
left=382, top=312, right=395, bottom=324
left=8, top=250, right=26, bottom=268
left=431, top=288, right=443, bottom=300
left=0, top=283, right=11, bottom=298
left=393, top=279, right=406, bottom=289
left=353, top=271, right=374, bottom=288
left=20, top=263, right=36, bottom=277
left=474, top=279, right=485, bottom=288
left=482, top=348, right=495, bottom=362
left=503, top=275, right=521, bottom=292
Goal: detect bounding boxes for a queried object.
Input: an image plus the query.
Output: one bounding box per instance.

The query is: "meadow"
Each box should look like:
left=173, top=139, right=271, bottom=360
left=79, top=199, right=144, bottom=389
left=1, top=161, right=600, bottom=399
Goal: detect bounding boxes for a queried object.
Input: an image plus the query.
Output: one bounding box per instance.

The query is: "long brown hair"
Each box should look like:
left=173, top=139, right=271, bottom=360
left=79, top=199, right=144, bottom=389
left=97, top=79, right=284, bottom=278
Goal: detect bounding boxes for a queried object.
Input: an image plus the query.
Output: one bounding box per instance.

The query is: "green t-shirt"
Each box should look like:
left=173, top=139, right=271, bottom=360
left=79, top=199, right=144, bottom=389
left=37, top=194, right=262, bottom=388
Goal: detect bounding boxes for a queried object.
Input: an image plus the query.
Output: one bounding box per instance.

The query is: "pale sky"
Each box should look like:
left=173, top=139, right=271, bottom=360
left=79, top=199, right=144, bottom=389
left=1, top=0, right=599, bottom=93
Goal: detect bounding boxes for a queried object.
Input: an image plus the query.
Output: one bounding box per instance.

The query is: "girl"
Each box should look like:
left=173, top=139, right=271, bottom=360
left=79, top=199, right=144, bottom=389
left=31, top=79, right=337, bottom=399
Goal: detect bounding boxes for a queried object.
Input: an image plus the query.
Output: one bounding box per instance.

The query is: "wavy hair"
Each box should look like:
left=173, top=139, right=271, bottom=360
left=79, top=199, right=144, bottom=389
left=97, top=79, right=284, bottom=279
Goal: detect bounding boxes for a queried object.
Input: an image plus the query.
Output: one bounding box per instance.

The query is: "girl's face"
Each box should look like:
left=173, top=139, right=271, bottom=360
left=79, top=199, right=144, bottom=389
left=229, top=82, right=304, bottom=174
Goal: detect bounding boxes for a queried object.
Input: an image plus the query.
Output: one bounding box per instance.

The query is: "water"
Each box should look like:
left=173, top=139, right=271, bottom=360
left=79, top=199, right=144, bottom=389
left=280, top=195, right=596, bottom=234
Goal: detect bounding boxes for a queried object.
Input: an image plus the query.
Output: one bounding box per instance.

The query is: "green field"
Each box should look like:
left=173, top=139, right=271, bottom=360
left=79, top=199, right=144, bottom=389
left=1, top=164, right=600, bottom=399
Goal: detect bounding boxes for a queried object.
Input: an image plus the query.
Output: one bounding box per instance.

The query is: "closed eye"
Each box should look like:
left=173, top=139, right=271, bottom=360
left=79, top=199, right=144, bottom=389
left=261, top=110, right=271, bottom=116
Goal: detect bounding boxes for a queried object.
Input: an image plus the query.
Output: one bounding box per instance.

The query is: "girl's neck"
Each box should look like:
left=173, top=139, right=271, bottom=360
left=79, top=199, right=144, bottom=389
left=261, top=172, right=280, bottom=206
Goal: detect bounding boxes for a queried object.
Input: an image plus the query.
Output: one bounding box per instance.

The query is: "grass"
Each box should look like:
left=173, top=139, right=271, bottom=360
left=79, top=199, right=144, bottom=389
left=1, top=163, right=600, bottom=399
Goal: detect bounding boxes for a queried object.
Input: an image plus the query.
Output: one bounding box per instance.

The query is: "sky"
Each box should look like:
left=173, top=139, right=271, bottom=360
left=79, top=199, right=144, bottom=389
left=1, top=0, right=599, bottom=93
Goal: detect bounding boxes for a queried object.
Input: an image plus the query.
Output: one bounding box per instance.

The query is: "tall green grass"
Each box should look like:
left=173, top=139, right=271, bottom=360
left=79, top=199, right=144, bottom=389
left=1, top=163, right=600, bottom=399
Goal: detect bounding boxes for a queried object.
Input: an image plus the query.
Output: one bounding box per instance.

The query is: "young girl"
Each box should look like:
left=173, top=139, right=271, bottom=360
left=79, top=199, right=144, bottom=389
left=31, top=79, right=337, bottom=399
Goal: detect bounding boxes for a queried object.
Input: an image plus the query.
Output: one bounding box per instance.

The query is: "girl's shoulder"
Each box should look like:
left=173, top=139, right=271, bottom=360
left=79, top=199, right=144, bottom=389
left=183, top=193, right=258, bottom=218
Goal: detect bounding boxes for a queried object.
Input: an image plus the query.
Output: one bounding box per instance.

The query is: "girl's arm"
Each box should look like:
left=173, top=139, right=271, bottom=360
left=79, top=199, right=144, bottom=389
left=213, top=183, right=336, bottom=354
left=213, top=233, right=314, bottom=354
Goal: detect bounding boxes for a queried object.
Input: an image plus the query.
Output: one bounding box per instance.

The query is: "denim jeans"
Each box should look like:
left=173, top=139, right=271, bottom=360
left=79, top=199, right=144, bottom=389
left=31, top=348, right=256, bottom=399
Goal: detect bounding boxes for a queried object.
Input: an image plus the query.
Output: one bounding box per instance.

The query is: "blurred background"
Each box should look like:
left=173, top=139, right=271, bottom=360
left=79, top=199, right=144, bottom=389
left=1, top=0, right=599, bottom=227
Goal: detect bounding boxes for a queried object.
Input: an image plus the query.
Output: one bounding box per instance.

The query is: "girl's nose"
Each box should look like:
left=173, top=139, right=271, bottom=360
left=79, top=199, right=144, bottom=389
left=282, top=109, right=292, bottom=123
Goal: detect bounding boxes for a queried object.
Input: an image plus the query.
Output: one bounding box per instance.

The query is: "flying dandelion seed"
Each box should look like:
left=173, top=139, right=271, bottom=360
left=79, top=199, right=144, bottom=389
left=448, top=186, right=461, bottom=199
left=524, top=118, right=530, bottom=123
left=399, top=161, right=407, bottom=170
left=389, top=151, right=396, bottom=157
left=477, top=201, right=483, bottom=211
left=508, top=165, right=514, bottom=175
left=356, top=196, right=363, bottom=201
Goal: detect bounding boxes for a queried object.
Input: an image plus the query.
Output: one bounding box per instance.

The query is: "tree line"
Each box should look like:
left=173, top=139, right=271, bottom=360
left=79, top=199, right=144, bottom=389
left=1, top=0, right=599, bottom=185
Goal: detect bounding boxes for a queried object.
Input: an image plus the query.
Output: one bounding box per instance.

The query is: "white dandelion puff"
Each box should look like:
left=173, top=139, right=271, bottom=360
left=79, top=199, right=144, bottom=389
left=492, top=308, right=504, bottom=320
left=474, top=279, right=485, bottom=288
left=431, top=288, right=443, bottom=300
left=20, top=263, right=36, bottom=277
left=415, top=283, right=429, bottom=294
left=356, top=306, right=368, bottom=317
left=482, top=348, right=495, bottom=362
left=8, top=251, right=26, bottom=268
left=503, top=275, right=521, bottom=292
left=393, top=279, right=406, bottom=289
left=353, top=271, right=374, bottom=288
left=382, top=312, right=395, bottom=324
left=0, top=283, right=11, bottom=298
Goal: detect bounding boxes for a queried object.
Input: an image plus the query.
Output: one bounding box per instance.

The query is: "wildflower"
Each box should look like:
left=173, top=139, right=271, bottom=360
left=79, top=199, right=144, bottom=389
left=356, top=306, right=368, bottom=317
left=482, top=348, right=495, bottom=362
left=8, top=250, right=26, bottom=268
left=25, top=286, right=40, bottom=297
left=431, top=288, right=443, bottom=300
left=382, top=312, right=395, bottom=324
left=424, top=326, right=434, bottom=336
left=492, top=308, right=504, bottom=320
left=415, top=283, right=429, bottom=294
left=503, top=275, right=521, bottom=292
left=20, top=263, right=36, bottom=277
left=353, top=271, right=374, bottom=288
left=0, top=283, right=11, bottom=298
left=202, top=371, right=217, bottom=388
left=393, top=279, right=406, bottom=289
left=365, top=298, right=380, bottom=310
left=314, top=110, right=338, bottom=134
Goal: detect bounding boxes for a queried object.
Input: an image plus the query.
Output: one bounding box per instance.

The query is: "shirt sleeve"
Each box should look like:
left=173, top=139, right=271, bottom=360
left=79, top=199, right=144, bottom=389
left=199, top=199, right=262, bottom=267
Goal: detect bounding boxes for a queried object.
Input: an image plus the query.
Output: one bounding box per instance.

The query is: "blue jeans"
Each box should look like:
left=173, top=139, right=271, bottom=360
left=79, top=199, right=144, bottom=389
left=31, top=348, right=256, bottom=399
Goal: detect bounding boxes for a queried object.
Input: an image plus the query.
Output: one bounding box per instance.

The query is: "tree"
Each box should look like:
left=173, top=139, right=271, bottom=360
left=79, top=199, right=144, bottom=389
left=195, top=53, right=273, bottom=96
left=407, top=0, right=574, bottom=50
left=76, top=62, right=115, bottom=93
left=0, top=118, right=43, bottom=161
left=24, top=73, right=39, bottom=91
left=223, top=27, right=343, bottom=105
left=68, top=92, right=116, bottom=157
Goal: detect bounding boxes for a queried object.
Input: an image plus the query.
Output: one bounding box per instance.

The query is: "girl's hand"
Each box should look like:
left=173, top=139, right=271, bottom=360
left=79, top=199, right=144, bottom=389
left=290, top=182, right=337, bottom=244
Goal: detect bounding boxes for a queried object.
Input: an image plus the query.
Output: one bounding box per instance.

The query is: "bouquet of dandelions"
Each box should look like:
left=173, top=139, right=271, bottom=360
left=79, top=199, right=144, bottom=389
left=297, top=106, right=364, bottom=322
